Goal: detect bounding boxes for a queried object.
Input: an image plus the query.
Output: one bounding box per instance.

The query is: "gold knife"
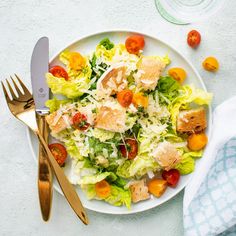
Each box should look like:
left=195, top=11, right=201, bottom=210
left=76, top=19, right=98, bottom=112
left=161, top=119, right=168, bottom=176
left=37, top=114, right=53, bottom=221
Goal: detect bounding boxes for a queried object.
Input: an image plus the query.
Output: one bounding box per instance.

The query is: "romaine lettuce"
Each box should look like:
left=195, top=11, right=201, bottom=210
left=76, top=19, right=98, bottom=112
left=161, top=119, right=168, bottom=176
left=45, top=97, right=70, bottom=112
left=46, top=73, right=90, bottom=99
left=81, top=184, right=131, bottom=209
left=175, top=155, right=195, bottom=175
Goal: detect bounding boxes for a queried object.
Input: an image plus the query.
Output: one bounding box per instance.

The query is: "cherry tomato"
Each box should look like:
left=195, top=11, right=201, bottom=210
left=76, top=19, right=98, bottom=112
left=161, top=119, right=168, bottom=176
left=95, top=180, right=111, bottom=199
left=72, top=112, right=90, bottom=131
left=132, top=93, right=148, bottom=108
left=148, top=179, right=167, bottom=197
left=187, top=133, right=208, bottom=151
left=162, top=169, right=180, bottom=188
left=48, top=143, right=67, bottom=166
left=69, top=52, right=85, bottom=70
left=49, top=66, right=69, bottom=80
left=202, top=57, right=219, bottom=72
left=187, top=30, right=201, bottom=48
left=125, top=35, right=145, bottom=54
left=117, top=90, right=133, bottom=107
left=120, top=138, right=138, bottom=159
left=168, top=67, right=187, bottom=84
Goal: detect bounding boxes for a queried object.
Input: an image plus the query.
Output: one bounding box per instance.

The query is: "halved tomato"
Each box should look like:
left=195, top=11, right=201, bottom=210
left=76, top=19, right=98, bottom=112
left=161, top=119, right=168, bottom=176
left=120, top=138, right=138, bottom=159
left=72, top=112, right=90, bottom=131
left=125, top=35, right=145, bottom=54
left=49, top=66, right=68, bottom=80
left=48, top=143, right=67, bottom=166
left=117, top=90, right=133, bottom=107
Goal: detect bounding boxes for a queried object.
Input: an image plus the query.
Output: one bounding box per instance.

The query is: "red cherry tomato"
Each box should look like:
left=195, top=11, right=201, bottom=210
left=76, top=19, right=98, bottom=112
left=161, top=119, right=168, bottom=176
left=48, top=143, right=67, bottom=166
left=117, top=90, right=133, bottom=107
left=125, top=35, right=145, bottom=54
left=72, top=112, right=90, bottom=131
left=120, top=138, right=138, bottom=159
left=187, top=30, right=201, bottom=48
left=162, top=169, right=180, bottom=188
left=49, top=66, right=69, bottom=80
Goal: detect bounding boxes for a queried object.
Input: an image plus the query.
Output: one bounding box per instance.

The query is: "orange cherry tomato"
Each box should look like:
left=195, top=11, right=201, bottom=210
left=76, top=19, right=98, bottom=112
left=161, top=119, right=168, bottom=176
left=202, top=57, right=219, bottom=72
left=95, top=180, right=111, bottom=199
left=132, top=93, right=148, bottom=108
left=72, top=112, right=90, bottom=131
left=69, top=52, right=86, bottom=70
left=48, top=143, right=67, bottom=166
left=187, top=30, right=201, bottom=48
left=148, top=179, right=167, bottom=198
left=49, top=66, right=68, bottom=80
left=120, top=138, right=138, bottom=159
left=168, top=67, right=187, bottom=84
left=117, top=90, right=133, bottom=107
left=162, top=169, right=180, bottom=188
left=125, top=35, right=145, bottom=54
left=187, top=133, right=208, bottom=151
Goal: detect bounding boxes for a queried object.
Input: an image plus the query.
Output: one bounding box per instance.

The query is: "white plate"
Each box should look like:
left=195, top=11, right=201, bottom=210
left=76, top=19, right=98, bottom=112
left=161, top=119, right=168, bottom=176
left=27, top=30, right=212, bottom=214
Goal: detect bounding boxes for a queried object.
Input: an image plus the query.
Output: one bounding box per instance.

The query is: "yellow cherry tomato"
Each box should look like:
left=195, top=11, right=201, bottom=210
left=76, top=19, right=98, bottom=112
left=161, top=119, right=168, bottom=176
left=69, top=52, right=86, bottom=70
left=168, top=67, right=187, bottom=83
left=202, top=57, right=219, bottom=72
left=187, top=133, right=208, bottom=151
left=132, top=93, right=149, bottom=108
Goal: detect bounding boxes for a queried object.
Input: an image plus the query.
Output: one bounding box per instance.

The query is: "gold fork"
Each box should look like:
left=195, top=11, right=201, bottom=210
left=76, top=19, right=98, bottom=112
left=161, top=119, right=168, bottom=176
left=1, top=74, right=89, bottom=225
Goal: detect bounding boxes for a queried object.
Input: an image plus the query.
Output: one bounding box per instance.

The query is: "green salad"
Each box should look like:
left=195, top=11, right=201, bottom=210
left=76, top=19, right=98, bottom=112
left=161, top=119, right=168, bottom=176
left=45, top=35, right=212, bottom=209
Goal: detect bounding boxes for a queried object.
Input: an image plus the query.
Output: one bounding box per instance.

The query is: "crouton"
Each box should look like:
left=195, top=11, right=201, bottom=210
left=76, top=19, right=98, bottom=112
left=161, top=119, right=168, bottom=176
left=136, top=56, right=165, bottom=91
left=97, top=65, right=128, bottom=97
left=46, top=111, right=71, bottom=134
left=153, top=141, right=181, bottom=171
left=177, top=107, right=207, bottom=133
left=94, top=106, right=126, bottom=132
left=129, top=180, right=150, bottom=203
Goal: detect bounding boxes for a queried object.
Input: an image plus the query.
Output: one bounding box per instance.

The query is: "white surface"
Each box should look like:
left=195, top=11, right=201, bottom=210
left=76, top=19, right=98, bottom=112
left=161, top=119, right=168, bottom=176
left=28, top=30, right=211, bottom=214
left=0, top=0, right=235, bottom=235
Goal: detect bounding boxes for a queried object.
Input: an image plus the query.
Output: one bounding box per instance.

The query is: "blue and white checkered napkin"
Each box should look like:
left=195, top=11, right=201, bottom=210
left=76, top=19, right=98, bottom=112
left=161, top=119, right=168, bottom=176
left=183, top=97, right=236, bottom=236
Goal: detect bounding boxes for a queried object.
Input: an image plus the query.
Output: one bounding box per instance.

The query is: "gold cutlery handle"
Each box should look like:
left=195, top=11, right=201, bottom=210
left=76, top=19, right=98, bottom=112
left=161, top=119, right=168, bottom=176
left=37, top=115, right=53, bottom=221
left=36, top=130, right=89, bottom=225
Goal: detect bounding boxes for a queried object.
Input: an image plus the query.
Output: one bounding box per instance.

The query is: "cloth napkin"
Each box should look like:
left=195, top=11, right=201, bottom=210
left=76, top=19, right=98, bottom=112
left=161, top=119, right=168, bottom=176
left=183, top=96, right=236, bottom=236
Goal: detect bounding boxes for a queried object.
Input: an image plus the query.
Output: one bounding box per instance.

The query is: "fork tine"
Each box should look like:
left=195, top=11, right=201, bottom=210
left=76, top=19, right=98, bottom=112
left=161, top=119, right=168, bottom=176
left=6, top=79, right=18, bottom=99
left=1, top=81, right=11, bottom=102
left=14, top=74, right=31, bottom=96
left=11, top=76, right=23, bottom=96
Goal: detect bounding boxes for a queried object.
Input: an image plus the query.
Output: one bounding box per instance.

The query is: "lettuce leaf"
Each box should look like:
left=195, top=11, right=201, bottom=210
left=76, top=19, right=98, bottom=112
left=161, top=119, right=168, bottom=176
left=45, top=97, right=70, bottom=112
left=92, top=128, right=115, bottom=142
left=175, top=155, right=195, bottom=175
left=99, top=38, right=114, bottom=50
left=79, top=172, right=111, bottom=185
left=129, top=154, right=159, bottom=177
left=64, top=139, right=82, bottom=160
left=116, top=160, right=132, bottom=178
left=81, top=184, right=131, bottom=209
left=105, top=185, right=131, bottom=209
left=158, top=76, right=180, bottom=103
left=117, top=154, right=159, bottom=178
left=183, top=150, right=203, bottom=159
left=46, top=73, right=90, bottom=99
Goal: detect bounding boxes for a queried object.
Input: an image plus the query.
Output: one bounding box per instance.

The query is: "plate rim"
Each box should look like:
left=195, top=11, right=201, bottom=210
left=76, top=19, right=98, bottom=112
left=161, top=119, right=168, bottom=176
left=27, top=29, right=212, bottom=214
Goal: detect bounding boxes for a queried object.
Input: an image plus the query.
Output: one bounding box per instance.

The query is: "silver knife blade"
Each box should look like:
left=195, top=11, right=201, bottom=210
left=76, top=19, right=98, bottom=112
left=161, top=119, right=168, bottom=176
left=31, top=37, right=49, bottom=115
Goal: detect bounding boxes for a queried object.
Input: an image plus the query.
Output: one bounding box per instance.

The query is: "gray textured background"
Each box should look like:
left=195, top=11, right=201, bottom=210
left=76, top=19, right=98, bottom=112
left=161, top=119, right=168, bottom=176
left=0, top=0, right=235, bottom=235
